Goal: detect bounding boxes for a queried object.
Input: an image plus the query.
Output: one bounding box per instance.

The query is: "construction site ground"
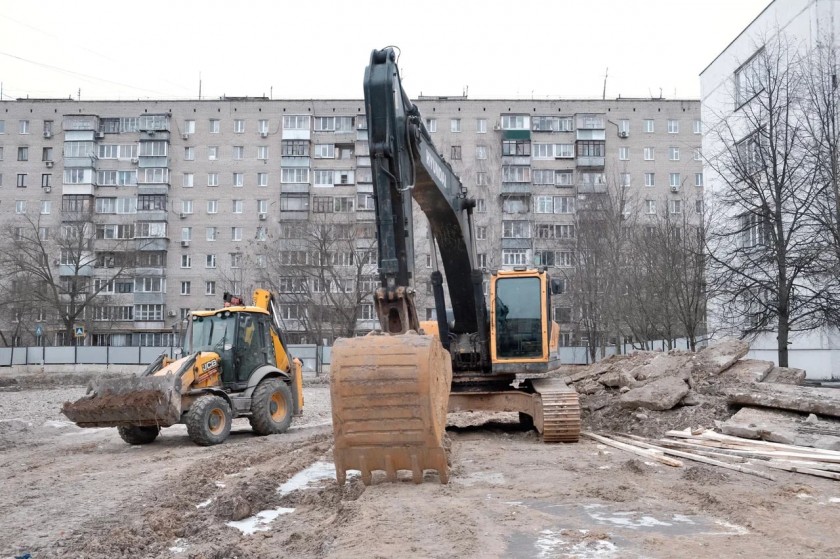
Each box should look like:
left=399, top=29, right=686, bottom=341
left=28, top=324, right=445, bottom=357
left=2, top=370, right=840, bottom=559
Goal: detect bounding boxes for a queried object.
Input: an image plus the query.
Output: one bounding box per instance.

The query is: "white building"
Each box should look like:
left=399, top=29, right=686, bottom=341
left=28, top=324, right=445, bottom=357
left=700, top=0, right=840, bottom=379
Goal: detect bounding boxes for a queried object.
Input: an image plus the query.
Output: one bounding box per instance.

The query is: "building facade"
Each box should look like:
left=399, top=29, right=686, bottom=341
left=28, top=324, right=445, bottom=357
left=0, top=96, right=701, bottom=348
left=700, top=0, right=840, bottom=378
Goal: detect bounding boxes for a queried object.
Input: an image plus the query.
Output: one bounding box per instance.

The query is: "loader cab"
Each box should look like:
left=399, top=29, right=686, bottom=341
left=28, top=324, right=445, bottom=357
left=185, top=309, right=275, bottom=389
left=490, top=269, right=551, bottom=363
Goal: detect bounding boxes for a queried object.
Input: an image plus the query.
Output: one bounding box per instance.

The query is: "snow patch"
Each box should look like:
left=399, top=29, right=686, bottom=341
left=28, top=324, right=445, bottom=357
left=277, top=460, right=336, bottom=495
left=226, top=507, right=295, bottom=535
left=535, top=529, right=617, bottom=559
left=43, top=420, right=75, bottom=428
left=169, top=538, right=188, bottom=553
left=196, top=499, right=212, bottom=509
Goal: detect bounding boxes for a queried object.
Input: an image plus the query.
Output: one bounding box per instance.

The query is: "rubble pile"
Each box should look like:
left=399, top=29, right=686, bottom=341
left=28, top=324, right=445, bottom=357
left=565, top=339, right=840, bottom=450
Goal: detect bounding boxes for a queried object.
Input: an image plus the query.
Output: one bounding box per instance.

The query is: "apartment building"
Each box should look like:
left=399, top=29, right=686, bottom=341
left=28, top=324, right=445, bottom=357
left=0, top=97, right=701, bottom=347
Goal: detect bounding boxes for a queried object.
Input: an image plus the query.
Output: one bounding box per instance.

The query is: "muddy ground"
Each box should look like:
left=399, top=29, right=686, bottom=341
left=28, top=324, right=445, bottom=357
left=1, top=370, right=840, bottom=559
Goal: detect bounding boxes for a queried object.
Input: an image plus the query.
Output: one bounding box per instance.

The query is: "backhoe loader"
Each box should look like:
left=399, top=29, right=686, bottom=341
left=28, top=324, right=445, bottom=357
left=62, top=289, right=303, bottom=446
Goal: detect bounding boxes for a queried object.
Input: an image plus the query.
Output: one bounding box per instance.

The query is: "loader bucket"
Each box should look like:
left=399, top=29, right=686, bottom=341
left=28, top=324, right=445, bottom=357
left=330, top=333, right=452, bottom=485
left=62, top=374, right=182, bottom=428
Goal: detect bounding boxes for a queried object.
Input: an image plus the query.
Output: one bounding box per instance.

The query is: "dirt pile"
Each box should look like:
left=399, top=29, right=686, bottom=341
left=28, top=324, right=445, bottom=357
left=566, top=339, right=798, bottom=438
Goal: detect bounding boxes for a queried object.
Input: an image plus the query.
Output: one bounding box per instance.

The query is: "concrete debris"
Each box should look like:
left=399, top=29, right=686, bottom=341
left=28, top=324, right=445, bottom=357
left=568, top=338, right=833, bottom=450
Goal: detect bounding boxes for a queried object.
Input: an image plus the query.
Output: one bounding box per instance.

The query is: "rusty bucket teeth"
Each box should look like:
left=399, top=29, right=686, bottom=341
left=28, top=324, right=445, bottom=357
left=330, top=333, right=452, bottom=485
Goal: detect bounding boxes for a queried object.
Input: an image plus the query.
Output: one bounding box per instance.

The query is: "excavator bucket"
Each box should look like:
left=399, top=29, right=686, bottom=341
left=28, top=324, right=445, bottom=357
left=62, top=374, right=182, bottom=428
left=330, top=333, right=452, bottom=485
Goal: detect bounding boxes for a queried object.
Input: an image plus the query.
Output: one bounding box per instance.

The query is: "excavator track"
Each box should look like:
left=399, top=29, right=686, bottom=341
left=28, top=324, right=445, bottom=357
left=537, top=385, right=581, bottom=443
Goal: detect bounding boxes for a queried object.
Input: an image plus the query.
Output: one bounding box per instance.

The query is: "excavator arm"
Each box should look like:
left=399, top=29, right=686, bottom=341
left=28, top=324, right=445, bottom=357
left=364, top=48, right=489, bottom=369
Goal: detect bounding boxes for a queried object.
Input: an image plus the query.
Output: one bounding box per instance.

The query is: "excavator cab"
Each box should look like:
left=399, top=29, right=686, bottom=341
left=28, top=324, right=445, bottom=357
left=492, top=271, right=548, bottom=361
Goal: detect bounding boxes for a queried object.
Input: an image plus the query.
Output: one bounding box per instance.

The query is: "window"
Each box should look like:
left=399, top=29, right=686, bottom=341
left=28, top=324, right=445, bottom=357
left=695, top=173, right=704, bottom=187
left=645, top=173, right=655, bottom=187
left=451, top=146, right=461, bottom=160
left=40, top=200, right=51, bottom=214
left=140, top=141, right=168, bottom=156
left=476, top=118, right=487, bottom=133
left=643, top=147, right=655, bottom=160
left=17, top=174, right=27, bottom=188
left=555, top=171, right=573, bottom=186
left=207, top=200, right=218, bottom=214
left=502, top=140, right=530, bottom=156
left=477, top=199, right=486, bottom=213
left=535, top=195, right=553, bottom=213
left=644, top=119, right=654, bottom=133
left=620, top=173, right=631, bottom=187
left=667, top=119, right=679, bottom=134
left=645, top=200, right=656, bottom=214
left=258, top=172, right=268, bottom=187
left=502, top=166, right=531, bottom=182
left=450, top=118, right=461, bottom=133
left=425, top=118, right=437, bottom=132
left=669, top=200, right=683, bottom=214
left=42, top=174, right=51, bottom=188
left=207, top=146, right=218, bottom=160
left=258, top=119, right=269, bottom=134
left=181, top=200, right=193, bottom=215
left=502, top=220, right=531, bottom=238
left=205, top=227, right=217, bottom=241
left=315, top=144, right=335, bottom=158
left=283, top=115, right=310, bottom=129
left=15, top=200, right=26, bottom=214
left=184, top=147, right=195, bottom=161
left=181, top=281, right=191, bottom=295
left=576, top=141, right=605, bottom=157
left=233, top=173, right=244, bottom=187
left=618, top=119, right=630, bottom=135
left=205, top=255, right=216, bottom=269
left=207, top=173, right=219, bottom=187
left=183, top=173, right=194, bottom=188
left=501, top=115, right=529, bottom=129
left=282, top=140, right=309, bottom=156
left=502, top=249, right=528, bottom=266
left=532, top=116, right=562, bottom=131
left=228, top=226, right=241, bottom=242
left=282, top=168, right=310, bottom=184
left=234, top=119, right=245, bottom=133
left=233, top=146, right=244, bottom=160
left=314, top=170, right=334, bottom=187
left=232, top=199, right=244, bottom=214
left=476, top=226, right=487, bottom=240
left=477, top=253, right=487, bottom=268
left=181, top=227, right=192, bottom=241
left=476, top=172, right=489, bottom=186
left=0, top=147, right=3, bottom=160
left=209, top=119, right=220, bottom=133
left=693, top=119, right=701, bottom=134
left=205, top=281, right=216, bottom=295
left=669, top=173, right=681, bottom=188
left=694, top=148, right=702, bottom=161
left=618, top=147, right=629, bottom=161
left=502, top=195, right=529, bottom=214
left=669, top=147, right=680, bottom=161
left=553, top=196, right=575, bottom=214
left=17, top=147, right=28, bottom=161
left=19, top=120, right=30, bottom=134
left=533, top=143, right=553, bottom=159
left=257, top=199, right=268, bottom=214
left=257, top=146, right=268, bottom=160
left=735, top=51, right=764, bottom=106
left=0, top=120, right=4, bottom=134
left=280, top=194, right=309, bottom=211
left=183, top=120, right=195, bottom=134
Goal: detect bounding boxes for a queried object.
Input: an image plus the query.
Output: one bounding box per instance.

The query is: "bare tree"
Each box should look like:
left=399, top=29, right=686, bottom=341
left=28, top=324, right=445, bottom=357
left=254, top=217, right=377, bottom=344
left=0, top=208, right=142, bottom=346
left=705, top=34, right=831, bottom=366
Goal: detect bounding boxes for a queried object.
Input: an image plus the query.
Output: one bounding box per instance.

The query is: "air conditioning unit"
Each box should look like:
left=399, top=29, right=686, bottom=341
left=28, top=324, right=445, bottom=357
left=182, top=133, right=189, bottom=140
left=44, top=186, right=51, bottom=193
left=258, top=213, right=267, bottom=221
left=670, top=185, right=680, bottom=192
left=618, top=131, right=628, bottom=138
left=130, top=158, right=139, bottom=164
left=43, top=131, right=52, bottom=139
left=493, top=124, right=501, bottom=131
left=95, top=131, right=105, bottom=139
left=179, top=212, right=188, bottom=219
left=180, top=240, right=190, bottom=247
left=167, top=310, right=177, bottom=317
left=45, top=160, right=54, bottom=168
left=260, top=131, right=269, bottom=138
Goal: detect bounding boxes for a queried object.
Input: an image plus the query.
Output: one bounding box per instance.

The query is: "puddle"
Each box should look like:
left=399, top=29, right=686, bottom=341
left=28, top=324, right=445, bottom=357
left=277, top=460, right=337, bottom=495
left=510, top=529, right=620, bottom=559
left=226, top=507, right=295, bottom=535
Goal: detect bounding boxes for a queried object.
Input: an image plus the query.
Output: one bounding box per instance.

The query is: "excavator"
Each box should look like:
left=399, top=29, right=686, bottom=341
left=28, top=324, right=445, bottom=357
left=62, top=289, right=303, bottom=446
left=330, top=48, right=580, bottom=485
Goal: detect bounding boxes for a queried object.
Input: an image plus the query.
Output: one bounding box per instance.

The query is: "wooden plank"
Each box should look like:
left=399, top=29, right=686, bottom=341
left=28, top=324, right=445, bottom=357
left=581, top=432, right=683, bottom=467
left=602, top=433, right=776, bottom=481
left=665, top=429, right=840, bottom=458
left=762, top=461, right=840, bottom=481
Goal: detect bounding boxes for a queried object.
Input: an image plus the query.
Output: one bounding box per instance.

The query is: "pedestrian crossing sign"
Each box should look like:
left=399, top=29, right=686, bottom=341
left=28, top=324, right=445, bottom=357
left=74, top=326, right=85, bottom=338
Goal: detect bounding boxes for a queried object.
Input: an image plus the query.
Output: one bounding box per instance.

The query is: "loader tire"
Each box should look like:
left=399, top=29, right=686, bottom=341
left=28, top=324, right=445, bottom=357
left=249, top=378, right=293, bottom=436
left=186, top=395, right=232, bottom=446
left=117, top=425, right=160, bottom=445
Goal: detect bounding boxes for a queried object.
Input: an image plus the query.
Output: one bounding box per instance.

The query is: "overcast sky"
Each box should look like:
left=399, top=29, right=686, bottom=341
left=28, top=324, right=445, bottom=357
left=0, top=0, right=770, bottom=102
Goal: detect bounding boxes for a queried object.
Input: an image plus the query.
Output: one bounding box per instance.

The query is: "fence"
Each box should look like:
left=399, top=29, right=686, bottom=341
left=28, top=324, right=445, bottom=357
left=0, top=344, right=326, bottom=377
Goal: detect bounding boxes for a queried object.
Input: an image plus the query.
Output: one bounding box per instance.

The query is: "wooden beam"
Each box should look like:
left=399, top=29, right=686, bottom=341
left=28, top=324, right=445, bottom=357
left=581, top=432, right=683, bottom=467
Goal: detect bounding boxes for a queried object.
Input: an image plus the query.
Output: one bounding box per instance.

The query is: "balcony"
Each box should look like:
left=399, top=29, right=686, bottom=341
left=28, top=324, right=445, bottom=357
left=501, top=238, right=532, bottom=250
left=501, top=183, right=532, bottom=195
left=576, top=156, right=605, bottom=168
